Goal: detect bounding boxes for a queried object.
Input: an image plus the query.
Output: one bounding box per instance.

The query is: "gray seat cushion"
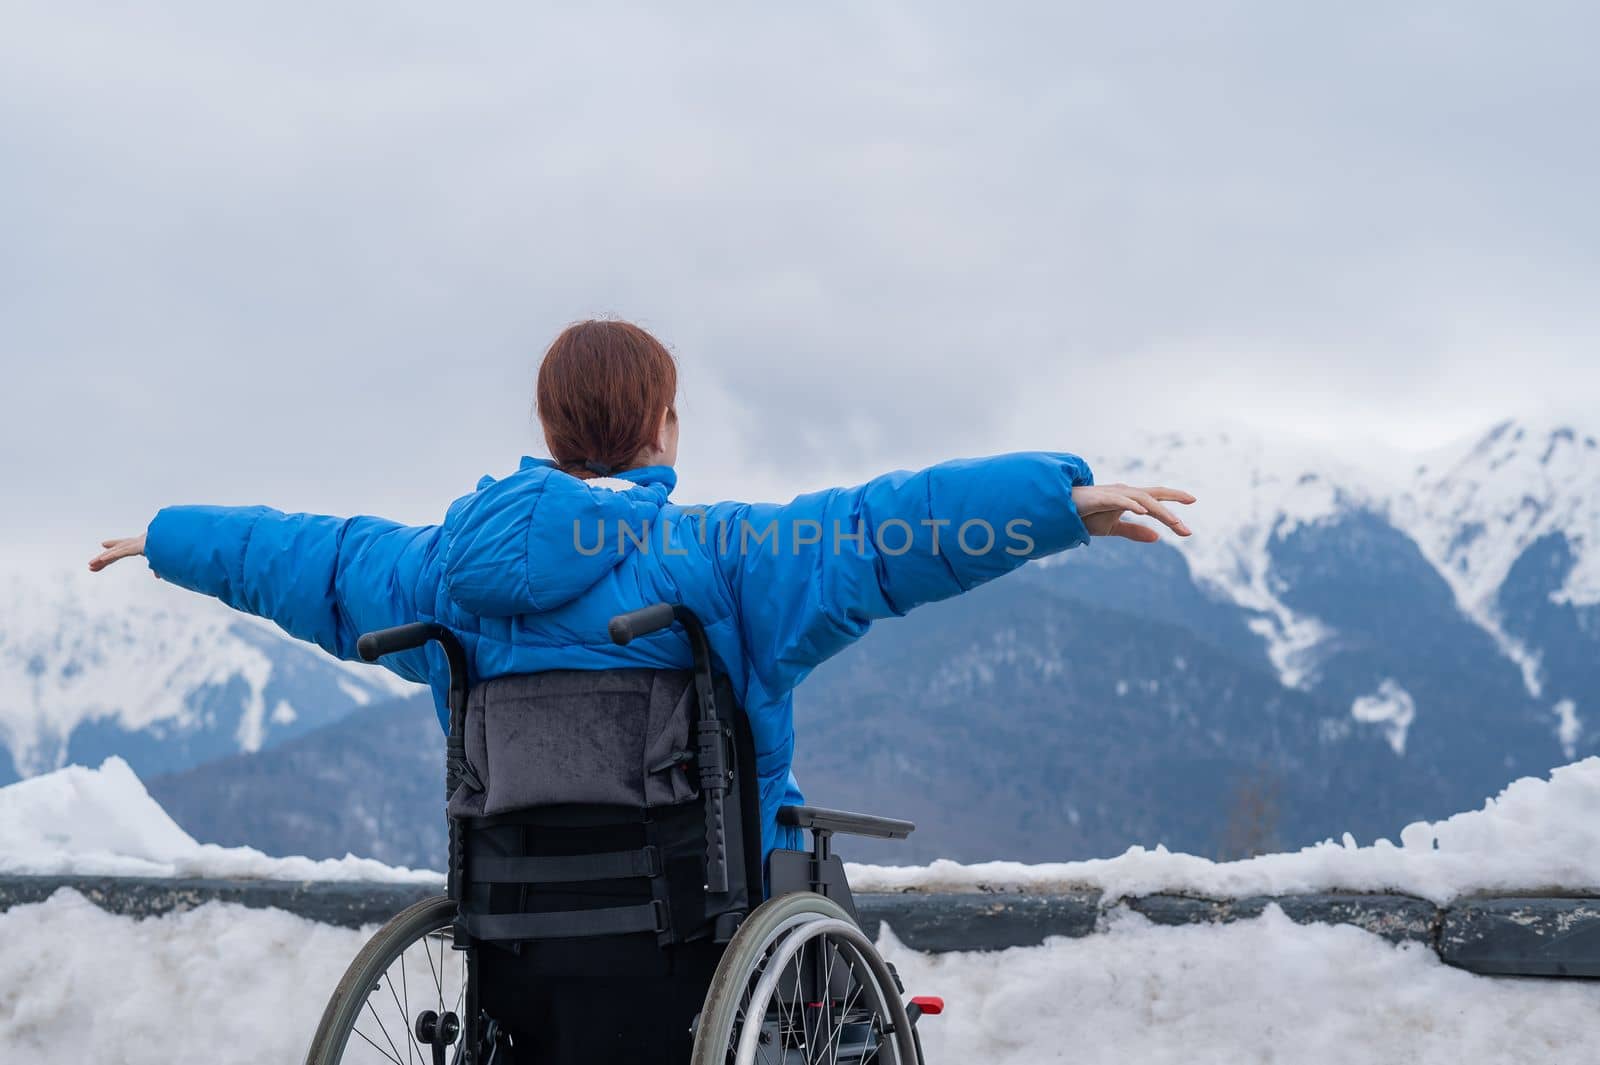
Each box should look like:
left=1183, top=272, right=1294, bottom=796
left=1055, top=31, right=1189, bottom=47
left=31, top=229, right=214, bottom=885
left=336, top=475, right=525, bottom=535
left=448, top=669, right=699, bottom=818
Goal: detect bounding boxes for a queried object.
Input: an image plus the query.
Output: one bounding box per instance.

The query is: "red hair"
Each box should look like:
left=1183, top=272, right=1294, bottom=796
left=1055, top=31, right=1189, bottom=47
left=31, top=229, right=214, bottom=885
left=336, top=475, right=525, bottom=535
left=536, top=320, right=678, bottom=479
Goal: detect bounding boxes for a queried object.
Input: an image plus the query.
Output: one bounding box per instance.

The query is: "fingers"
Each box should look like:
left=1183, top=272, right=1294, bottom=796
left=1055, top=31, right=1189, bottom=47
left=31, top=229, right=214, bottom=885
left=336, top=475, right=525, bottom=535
left=1103, top=491, right=1148, bottom=516
left=1078, top=486, right=1148, bottom=517
left=88, top=538, right=134, bottom=572
left=1124, top=487, right=1192, bottom=536
left=1112, top=520, right=1161, bottom=543
left=1080, top=483, right=1196, bottom=542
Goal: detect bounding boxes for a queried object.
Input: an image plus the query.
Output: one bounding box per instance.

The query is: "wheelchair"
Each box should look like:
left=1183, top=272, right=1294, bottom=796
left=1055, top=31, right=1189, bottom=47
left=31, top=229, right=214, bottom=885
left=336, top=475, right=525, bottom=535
left=304, top=603, right=941, bottom=1065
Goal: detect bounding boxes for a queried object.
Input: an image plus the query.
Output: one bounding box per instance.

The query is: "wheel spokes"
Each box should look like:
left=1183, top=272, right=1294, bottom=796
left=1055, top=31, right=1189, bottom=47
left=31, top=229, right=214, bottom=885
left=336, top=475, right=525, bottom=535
left=350, top=1021, right=407, bottom=1065
left=727, top=918, right=900, bottom=1065
left=361, top=994, right=409, bottom=1065
left=337, top=924, right=466, bottom=1065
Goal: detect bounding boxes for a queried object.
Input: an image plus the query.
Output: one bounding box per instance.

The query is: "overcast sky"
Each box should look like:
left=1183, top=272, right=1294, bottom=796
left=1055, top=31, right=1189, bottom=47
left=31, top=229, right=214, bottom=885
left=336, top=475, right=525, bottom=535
left=3, top=2, right=1596, bottom=553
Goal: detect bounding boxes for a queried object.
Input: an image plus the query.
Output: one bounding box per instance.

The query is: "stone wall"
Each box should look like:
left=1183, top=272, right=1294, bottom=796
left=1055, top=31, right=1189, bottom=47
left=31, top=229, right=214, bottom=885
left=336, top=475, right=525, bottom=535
left=4, top=875, right=1597, bottom=978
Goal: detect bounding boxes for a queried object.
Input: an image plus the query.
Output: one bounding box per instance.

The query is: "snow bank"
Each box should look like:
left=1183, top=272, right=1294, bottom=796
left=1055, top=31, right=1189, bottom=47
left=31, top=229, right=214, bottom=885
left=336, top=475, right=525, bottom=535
left=2, top=891, right=1594, bottom=1065
left=848, top=757, right=1600, bottom=904
left=5, top=757, right=1600, bottom=1062
left=7, top=755, right=1600, bottom=905
left=0, top=891, right=366, bottom=1064
left=884, top=906, right=1599, bottom=1065
left=0, top=757, right=441, bottom=884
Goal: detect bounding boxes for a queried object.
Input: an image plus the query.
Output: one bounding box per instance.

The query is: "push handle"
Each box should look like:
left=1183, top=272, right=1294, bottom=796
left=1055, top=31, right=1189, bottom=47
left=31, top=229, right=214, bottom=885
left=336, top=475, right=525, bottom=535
left=356, top=619, right=472, bottom=916
left=357, top=621, right=445, bottom=663
left=607, top=603, right=678, bottom=646
left=605, top=603, right=736, bottom=897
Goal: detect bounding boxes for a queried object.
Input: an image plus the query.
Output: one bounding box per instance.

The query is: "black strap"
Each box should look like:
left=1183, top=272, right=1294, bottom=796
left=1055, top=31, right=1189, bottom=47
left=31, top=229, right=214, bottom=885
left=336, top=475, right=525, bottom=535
left=469, top=847, right=660, bottom=884
left=644, top=818, right=676, bottom=946
left=460, top=901, right=667, bottom=941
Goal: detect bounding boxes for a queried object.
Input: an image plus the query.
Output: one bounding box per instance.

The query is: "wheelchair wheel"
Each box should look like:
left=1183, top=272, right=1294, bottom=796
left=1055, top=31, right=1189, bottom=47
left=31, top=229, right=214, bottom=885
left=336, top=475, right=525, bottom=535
left=305, top=895, right=474, bottom=1065
left=691, top=892, right=922, bottom=1065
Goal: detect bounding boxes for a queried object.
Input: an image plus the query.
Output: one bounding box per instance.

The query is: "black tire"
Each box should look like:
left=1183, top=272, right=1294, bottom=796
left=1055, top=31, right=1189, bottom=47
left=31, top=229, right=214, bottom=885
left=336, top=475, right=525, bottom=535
left=691, top=891, right=921, bottom=1065
left=305, top=895, right=467, bottom=1065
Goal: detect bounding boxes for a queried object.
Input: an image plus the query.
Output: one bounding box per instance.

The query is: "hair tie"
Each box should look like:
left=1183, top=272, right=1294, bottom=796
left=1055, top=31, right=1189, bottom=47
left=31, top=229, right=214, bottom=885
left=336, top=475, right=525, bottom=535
left=583, top=460, right=615, bottom=476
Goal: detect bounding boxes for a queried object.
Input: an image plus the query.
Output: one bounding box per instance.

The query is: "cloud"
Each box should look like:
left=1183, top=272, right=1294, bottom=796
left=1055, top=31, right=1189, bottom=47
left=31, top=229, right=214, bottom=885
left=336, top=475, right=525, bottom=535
left=1, top=2, right=1596, bottom=548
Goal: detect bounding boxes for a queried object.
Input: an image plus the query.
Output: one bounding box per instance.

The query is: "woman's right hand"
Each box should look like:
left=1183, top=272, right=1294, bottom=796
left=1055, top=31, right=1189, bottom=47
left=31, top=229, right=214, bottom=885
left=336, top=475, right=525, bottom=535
left=1072, top=484, right=1195, bottom=542
left=88, top=534, right=147, bottom=572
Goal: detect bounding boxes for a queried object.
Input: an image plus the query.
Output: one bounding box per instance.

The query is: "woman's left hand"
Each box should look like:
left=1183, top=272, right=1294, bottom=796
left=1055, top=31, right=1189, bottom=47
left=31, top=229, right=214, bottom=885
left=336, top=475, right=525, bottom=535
left=1071, top=484, right=1195, bottom=542
left=88, top=534, right=147, bottom=572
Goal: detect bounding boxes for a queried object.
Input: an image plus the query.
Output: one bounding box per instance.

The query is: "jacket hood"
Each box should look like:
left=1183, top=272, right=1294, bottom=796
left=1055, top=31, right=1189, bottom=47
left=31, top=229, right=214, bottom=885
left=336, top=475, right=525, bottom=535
left=441, top=458, right=676, bottom=617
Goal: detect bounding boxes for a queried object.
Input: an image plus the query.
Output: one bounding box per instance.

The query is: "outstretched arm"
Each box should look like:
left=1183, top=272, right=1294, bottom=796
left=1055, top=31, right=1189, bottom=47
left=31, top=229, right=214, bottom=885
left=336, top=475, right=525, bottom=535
left=718, top=451, right=1193, bottom=694
left=91, top=506, right=440, bottom=683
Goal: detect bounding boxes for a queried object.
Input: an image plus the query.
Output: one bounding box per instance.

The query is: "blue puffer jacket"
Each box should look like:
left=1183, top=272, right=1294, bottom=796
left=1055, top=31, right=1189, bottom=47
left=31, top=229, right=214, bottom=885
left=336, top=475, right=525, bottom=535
left=145, top=453, right=1095, bottom=860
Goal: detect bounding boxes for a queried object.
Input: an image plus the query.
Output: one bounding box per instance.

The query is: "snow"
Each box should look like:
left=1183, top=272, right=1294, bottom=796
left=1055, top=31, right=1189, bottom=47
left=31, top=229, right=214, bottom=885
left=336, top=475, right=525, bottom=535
left=884, top=906, right=1599, bottom=1065
left=1392, top=419, right=1600, bottom=696
left=0, top=565, right=268, bottom=772
left=1553, top=699, right=1582, bottom=761
left=0, top=756, right=442, bottom=884
left=1093, top=418, right=1600, bottom=696
left=1096, top=427, right=1377, bottom=690
left=1350, top=679, right=1417, bottom=756
left=1, top=893, right=1593, bottom=1065
left=0, top=891, right=367, bottom=1064
left=8, top=752, right=1600, bottom=902
left=848, top=757, right=1600, bottom=905
left=1404, top=420, right=1600, bottom=612
left=0, top=563, right=410, bottom=776
left=4, top=755, right=1600, bottom=1060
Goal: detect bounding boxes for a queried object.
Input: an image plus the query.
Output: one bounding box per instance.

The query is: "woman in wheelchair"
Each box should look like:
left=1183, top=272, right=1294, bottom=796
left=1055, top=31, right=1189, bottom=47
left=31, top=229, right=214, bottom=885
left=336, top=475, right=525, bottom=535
left=92, top=320, right=1193, bottom=1064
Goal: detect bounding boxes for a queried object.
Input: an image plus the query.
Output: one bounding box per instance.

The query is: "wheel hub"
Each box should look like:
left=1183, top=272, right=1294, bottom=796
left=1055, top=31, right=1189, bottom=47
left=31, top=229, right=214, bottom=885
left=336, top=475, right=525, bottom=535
left=414, top=1009, right=461, bottom=1065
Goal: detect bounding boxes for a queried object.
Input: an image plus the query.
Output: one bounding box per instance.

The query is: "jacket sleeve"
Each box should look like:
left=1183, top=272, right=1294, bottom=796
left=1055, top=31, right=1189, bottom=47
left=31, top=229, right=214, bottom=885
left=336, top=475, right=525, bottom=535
left=715, top=451, right=1094, bottom=694
left=144, top=505, right=441, bottom=684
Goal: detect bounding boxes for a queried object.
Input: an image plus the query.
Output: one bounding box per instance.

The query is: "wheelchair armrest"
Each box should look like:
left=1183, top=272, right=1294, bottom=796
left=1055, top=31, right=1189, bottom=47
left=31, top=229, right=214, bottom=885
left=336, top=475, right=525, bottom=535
left=778, top=804, right=915, bottom=840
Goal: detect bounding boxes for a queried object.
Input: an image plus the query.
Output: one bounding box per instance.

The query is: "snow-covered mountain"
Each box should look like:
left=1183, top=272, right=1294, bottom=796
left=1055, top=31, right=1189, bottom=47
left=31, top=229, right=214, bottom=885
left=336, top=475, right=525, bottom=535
left=1396, top=420, right=1600, bottom=700
left=1097, top=429, right=1381, bottom=688
left=1404, top=422, right=1600, bottom=614
left=798, top=416, right=1600, bottom=860
left=1094, top=418, right=1600, bottom=752
left=0, top=564, right=413, bottom=783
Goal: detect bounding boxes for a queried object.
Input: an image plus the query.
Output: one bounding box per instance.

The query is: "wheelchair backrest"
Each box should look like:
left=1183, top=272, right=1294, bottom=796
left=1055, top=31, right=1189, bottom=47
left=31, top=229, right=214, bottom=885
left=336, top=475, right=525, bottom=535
left=447, top=668, right=763, bottom=947
left=449, top=669, right=702, bottom=818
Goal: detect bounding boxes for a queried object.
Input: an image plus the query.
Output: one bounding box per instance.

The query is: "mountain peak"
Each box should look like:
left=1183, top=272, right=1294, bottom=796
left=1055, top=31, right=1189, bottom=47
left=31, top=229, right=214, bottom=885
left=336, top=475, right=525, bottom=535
left=0, top=563, right=411, bottom=780
left=1086, top=419, right=1599, bottom=695
left=1439, top=417, right=1600, bottom=471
